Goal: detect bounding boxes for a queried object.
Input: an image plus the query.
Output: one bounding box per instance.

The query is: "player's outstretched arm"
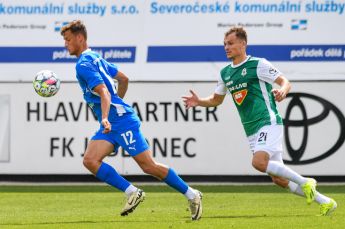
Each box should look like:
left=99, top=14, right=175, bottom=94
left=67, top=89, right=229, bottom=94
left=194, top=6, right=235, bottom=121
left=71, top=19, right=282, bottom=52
left=182, top=90, right=225, bottom=109
left=114, top=71, right=129, bottom=99
left=272, top=75, right=291, bottom=102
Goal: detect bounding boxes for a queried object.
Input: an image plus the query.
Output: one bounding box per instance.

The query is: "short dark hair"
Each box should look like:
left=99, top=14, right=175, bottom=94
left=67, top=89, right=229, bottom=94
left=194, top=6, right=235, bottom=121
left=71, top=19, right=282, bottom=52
left=225, top=27, right=247, bottom=44
left=60, top=20, right=87, bottom=40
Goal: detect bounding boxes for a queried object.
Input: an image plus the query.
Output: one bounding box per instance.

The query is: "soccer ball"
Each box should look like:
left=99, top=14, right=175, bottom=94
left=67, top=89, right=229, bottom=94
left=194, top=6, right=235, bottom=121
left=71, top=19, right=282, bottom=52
left=33, top=70, right=60, bottom=97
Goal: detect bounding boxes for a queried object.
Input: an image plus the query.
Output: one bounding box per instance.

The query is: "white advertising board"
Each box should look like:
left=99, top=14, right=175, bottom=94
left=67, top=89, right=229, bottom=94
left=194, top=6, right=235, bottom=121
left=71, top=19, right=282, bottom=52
left=0, top=0, right=344, bottom=82
left=0, top=81, right=344, bottom=175
left=0, top=95, right=10, bottom=162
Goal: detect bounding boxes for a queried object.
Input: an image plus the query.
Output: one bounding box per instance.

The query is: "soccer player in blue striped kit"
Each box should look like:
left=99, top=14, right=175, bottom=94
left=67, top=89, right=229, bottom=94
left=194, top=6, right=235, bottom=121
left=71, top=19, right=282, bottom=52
left=60, top=20, right=202, bottom=220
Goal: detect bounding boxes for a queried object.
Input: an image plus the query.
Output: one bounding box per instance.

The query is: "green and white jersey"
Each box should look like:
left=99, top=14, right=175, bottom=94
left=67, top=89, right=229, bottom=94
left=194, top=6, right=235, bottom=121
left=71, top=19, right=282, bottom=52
left=215, top=56, right=283, bottom=137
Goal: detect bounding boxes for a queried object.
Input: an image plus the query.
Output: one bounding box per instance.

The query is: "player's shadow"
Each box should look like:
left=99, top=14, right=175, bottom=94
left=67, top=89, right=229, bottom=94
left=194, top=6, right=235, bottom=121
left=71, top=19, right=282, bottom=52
left=203, top=214, right=312, bottom=219
left=1, top=215, right=314, bottom=226
left=0, top=219, right=163, bottom=226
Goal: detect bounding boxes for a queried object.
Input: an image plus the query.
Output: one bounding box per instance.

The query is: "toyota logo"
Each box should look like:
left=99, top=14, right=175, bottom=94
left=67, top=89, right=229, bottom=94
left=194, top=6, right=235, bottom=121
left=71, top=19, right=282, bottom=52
left=283, top=93, right=345, bottom=165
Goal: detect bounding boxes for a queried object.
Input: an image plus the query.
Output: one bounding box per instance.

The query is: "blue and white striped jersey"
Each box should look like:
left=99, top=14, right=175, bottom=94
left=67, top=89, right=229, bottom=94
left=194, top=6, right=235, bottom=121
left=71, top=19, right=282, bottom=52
left=75, top=49, right=134, bottom=123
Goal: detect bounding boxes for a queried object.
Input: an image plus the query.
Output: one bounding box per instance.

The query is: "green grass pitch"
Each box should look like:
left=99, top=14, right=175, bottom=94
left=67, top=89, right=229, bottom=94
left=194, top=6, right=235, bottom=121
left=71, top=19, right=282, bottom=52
left=0, top=185, right=344, bottom=228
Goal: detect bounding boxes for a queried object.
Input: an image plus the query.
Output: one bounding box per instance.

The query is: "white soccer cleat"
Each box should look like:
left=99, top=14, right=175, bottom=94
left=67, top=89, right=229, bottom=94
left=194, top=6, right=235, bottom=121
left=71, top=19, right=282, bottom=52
left=120, top=189, right=145, bottom=216
left=188, top=190, right=203, bottom=220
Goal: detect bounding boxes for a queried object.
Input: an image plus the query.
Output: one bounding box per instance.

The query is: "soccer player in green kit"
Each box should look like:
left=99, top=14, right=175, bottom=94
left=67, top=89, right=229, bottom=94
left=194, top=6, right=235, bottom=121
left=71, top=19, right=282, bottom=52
left=182, top=27, right=336, bottom=216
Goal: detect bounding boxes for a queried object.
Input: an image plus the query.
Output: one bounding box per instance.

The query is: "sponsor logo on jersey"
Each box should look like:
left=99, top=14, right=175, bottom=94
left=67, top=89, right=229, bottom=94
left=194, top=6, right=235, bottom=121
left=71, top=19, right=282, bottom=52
left=224, top=75, right=231, bottom=80
left=233, top=89, right=248, bottom=105
left=225, top=80, right=233, bottom=86
left=269, top=67, right=278, bottom=75
left=228, top=82, right=247, bottom=92
left=241, top=68, right=247, bottom=76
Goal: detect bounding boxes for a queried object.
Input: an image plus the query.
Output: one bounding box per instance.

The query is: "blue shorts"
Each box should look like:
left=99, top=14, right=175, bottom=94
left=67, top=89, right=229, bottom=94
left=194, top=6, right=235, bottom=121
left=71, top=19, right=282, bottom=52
left=91, top=119, right=149, bottom=157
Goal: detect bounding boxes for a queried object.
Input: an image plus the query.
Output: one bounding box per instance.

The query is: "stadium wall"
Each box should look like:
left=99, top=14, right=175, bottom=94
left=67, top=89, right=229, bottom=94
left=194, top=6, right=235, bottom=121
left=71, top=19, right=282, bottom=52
left=0, top=0, right=344, bottom=181
left=0, top=81, right=345, bottom=179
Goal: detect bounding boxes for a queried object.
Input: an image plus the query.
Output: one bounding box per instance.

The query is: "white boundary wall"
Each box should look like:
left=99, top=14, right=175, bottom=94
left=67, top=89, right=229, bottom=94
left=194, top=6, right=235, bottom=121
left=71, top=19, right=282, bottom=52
left=0, top=82, right=344, bottom=175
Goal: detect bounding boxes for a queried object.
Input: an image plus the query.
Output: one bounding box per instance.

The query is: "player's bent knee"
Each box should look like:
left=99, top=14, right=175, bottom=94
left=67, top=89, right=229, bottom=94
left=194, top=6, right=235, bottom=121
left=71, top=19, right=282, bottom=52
left=252, top=160, right=267, bottom=173
left=252, top=153, right=269, bottom=173
left=82, top=157, right=91, bottom=169
left=83, top=156, right=98, bottom=171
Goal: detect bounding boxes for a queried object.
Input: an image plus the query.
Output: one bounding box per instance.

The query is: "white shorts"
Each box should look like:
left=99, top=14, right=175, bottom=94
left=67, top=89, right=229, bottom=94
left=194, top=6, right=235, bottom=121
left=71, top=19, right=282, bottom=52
left=247, top=124, right=284, bottom=162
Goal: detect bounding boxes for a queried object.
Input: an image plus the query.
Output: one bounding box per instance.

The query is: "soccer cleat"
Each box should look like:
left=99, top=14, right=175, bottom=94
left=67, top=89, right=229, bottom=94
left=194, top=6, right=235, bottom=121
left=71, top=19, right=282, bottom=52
left=188, top=190, right=203, bottom=220
left=301, top=178, right=317, bottom=204
left=319, top=199, right=337, bottom=216
left=120, top=189, right=145, bottom=216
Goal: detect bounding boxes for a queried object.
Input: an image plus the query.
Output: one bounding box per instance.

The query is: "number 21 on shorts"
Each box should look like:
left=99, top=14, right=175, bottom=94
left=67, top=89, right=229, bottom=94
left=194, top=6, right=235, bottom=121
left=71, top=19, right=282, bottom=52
left=257, top=131, right=268, bottom=144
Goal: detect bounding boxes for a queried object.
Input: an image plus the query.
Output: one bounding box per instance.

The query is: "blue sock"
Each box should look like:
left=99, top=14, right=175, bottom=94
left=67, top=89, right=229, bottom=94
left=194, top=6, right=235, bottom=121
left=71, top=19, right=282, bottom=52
left=163, top=168, right=188, bottom=194
left=96, top=162, right=130, bottom=192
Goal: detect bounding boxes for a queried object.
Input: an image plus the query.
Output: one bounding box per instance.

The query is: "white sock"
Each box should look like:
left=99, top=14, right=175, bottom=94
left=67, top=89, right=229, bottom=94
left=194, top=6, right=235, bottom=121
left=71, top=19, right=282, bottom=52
left=266, top=161, right=307, bottom=185
left=288, top=181, right=330, bottom=204
left=184, top=187, right=197, bottom=200
left=315, top=192, right=331, bottom=204
left=288, top=181, right=304, bottom=197
left=124, top=185, right=138, bottom=197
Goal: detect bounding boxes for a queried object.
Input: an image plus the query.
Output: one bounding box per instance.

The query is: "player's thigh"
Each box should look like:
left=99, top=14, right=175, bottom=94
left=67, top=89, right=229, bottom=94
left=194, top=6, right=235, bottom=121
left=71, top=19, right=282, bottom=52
left=84, top=140, right=114, bottom=161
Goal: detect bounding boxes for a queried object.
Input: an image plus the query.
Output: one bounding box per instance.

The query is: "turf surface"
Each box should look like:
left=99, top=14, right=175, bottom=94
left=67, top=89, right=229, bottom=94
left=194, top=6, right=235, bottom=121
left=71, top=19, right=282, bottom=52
left=0, top=185, right=343, bottom=228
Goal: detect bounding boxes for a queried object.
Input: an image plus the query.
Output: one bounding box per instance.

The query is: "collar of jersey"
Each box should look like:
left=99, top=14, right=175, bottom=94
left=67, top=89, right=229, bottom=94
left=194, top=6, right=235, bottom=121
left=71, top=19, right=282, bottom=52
left=230, top=55, right=251, bottom=68
left=81, top=48, right=92, bottom=54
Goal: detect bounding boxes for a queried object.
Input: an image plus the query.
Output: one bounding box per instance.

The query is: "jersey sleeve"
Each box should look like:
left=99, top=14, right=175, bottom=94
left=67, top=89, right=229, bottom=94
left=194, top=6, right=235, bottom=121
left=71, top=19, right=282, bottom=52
left=214, top=74, right=228, bottom=95
left=76, top=61, right=104, bottom=90
left=257, top=58, right=283, bottom=84
left=106, top=62, right=118, bottom=77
